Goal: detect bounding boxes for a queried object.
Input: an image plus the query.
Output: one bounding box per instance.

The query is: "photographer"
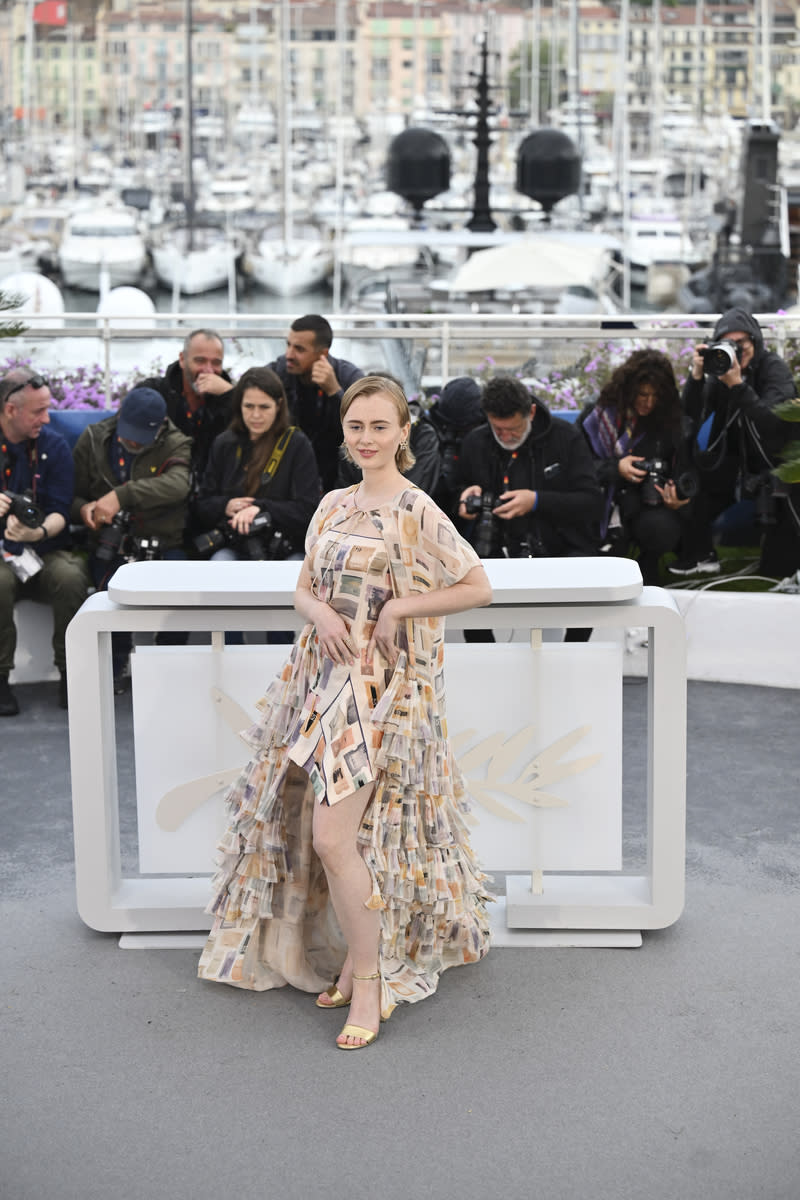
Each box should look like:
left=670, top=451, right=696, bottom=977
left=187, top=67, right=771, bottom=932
left=72, top=388, right=192, bottom=687
left=0, top=369, right=89, bottom=715
left=580, top=349, right=693, bottom=585
left=674, top=308, right=798, bottom=579
left=456, top=374, right=602, bottom=641
left=421, top=375, right=487, bottom=513
left=194, top=366, right=320, bottom=562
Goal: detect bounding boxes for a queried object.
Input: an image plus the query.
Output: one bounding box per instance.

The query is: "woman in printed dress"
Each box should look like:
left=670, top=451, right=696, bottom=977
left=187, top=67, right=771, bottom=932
left=198, top=375, right=493, bottom=1050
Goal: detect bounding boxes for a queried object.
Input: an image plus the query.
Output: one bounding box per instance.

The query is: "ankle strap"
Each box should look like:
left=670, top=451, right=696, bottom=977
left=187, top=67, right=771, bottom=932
left=352, top=972, right=380, bottom=980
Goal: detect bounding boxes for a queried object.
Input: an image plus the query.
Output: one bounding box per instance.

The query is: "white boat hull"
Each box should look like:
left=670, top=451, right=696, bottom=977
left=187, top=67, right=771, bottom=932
left=250, top=239, right=333, bottom=297
left=152, top=243, right=238, bottom=295
left=59, top=250, right=146, bottom=291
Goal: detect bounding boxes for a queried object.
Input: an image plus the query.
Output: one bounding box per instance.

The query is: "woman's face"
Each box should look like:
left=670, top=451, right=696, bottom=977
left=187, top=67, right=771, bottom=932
left=342, top=392, right=410, bottom=472
left=633, top=382, right=658, bottom=418
left=241, top=387, right=279, bottom=440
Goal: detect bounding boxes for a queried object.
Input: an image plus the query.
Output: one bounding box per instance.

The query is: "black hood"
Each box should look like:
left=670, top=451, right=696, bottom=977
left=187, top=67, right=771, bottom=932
left=712, top=308, right=764, bottom=359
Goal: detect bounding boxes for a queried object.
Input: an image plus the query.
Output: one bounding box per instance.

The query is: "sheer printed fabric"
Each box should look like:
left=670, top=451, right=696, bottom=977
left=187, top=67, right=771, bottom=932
left=197, top=485, right=492, bottom=1018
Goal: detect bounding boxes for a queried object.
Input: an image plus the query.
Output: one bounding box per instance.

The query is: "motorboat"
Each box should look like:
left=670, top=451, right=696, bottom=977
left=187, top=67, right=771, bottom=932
left=58, top=206, right=147, bottom=291
left=622, top=216, right=711, bottom=291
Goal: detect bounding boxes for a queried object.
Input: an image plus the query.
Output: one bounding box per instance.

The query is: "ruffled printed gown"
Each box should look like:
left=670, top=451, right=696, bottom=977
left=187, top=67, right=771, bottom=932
left=197, top=485, right=492, bottom=1019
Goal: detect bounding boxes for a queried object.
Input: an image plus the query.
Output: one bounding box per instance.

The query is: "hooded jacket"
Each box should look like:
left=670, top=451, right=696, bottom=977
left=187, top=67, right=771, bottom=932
left=682, top=308, right=796, bottom=468
left=71, top=415, right=192, bottom=550
left=456, top=401, right=602, bottom=557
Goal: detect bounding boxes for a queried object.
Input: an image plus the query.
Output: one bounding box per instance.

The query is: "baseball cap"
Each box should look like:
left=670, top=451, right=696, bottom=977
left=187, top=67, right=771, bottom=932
left=117, top=387, right=166, bottom=445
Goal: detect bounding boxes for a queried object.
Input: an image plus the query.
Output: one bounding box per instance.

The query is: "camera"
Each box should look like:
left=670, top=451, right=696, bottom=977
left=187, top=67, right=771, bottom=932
left=699, top=340, right=743, bottom=377
left=193, top=510, right=293, bottom=561
left=632, top=458, right=670, bottom=507
left=95, top=510, right=131, bottom=561
left=464, top=490, right=501, bottom=557
left=4, top=490, right=45, bottom=529
left=741, top=471, right=788, bottom=526
left=632, top=458, right=698, bottom=507
left=96, top=509, right=164, bottom=562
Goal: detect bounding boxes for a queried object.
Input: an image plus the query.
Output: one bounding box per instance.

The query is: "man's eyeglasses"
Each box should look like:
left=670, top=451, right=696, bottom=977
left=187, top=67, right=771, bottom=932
left=0, top=375, right=48, bottom=403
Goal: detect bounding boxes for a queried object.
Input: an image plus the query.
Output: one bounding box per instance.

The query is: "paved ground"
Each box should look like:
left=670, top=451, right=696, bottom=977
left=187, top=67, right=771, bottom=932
left=1, top=677, right=799, bottom=1200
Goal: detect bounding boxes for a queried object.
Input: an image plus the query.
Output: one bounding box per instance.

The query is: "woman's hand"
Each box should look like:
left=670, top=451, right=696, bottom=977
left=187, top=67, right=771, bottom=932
left=654, top=480, right=691, bottom=510
left=367, top=598, right=401, bottom=667
left=225, top=496, right=255, bottom=518
left=229, top=503, right=260, bottom=534
left=618, top=455, right=647, bottom=484
left=314, top=604, right=358, bottom=665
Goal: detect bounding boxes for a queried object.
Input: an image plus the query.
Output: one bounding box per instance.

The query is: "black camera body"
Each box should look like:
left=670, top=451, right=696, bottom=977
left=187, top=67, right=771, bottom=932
left=193, top=510, right=293, bottom=561
left=632, top=458, right=670, bottom=507
left=633, top=458, right=698, bottom=507
left=464, top=490, right=501, bottom=558
left=4, top=489, right=45, bottom=529
left=96, top=509, right=163, bottom=563
left=699, top=340, right=743, bottom=377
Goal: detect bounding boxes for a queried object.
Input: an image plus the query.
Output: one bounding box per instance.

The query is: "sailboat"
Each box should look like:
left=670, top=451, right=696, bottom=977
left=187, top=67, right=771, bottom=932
left=248, top=0, right=333, bottom=296
left=150, top=0, right=241, bottom=297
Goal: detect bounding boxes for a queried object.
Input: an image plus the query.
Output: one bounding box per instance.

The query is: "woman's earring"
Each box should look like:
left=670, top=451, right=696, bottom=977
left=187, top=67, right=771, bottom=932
left=399, top=439, right=408, bottom=450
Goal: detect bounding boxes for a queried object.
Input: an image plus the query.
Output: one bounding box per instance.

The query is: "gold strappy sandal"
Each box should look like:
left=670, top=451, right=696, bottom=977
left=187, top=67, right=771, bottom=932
left=316, top=978, right=350, bottom=1010
left=336, top=972, right=380, bottom=1050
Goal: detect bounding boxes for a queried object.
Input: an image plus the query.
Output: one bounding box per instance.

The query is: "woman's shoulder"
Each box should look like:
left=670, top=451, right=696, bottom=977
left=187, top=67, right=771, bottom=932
left=320, top=484, right=357, bottom=511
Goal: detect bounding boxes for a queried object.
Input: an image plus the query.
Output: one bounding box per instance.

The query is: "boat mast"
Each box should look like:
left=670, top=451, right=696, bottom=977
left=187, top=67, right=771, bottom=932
left=183, top=0, right=195, bottom=252
left=279, top=0, right=293, bottom=247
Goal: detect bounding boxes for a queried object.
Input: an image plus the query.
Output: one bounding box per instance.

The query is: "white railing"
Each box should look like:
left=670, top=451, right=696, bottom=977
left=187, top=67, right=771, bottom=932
left=7, top=309, right=800, bottom=404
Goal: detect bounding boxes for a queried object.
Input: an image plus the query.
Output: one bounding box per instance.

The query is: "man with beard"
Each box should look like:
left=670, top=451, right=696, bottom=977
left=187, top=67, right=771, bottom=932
left=456, top=373, right=602, bottom=642
left=267, top=314, right=363, bottom=491
left=139, top=328, right=233, bottom=502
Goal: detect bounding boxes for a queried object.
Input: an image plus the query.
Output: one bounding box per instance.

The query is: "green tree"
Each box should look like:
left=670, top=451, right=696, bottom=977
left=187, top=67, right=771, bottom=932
left=0, top=289, right=27, bottom=340
left=507, top=40, right=564, bottom=116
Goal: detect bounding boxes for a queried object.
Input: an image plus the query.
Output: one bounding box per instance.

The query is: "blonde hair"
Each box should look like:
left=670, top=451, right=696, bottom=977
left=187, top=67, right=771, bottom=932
left=340, top=375, right=416, bottom=473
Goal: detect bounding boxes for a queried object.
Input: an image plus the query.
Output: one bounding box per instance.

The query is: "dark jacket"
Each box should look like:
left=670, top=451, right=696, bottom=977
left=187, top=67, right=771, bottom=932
left=335, top=401, right=441, bottom=498
left=71, top=415, right=192, bottom=550
left=268, top=353, right=363, bottom=491
left=456, top=403, right=602, bottom=557
left=195, top=426, right=321, bottom=549
left=138, top=359, right=234, bottom=484
left=0, top=424, right=73, bottom=554
left=682, top=308, right=796, bottom=470
left=578, top=400, right=695, bottom=536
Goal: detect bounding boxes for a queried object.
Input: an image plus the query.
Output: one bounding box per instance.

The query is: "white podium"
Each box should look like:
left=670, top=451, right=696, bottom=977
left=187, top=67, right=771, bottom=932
left=66, top=558, right=686, bottom=946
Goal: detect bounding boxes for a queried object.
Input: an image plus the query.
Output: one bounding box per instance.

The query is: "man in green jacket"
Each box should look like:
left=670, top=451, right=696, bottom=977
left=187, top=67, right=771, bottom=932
left=71, top=387, right=192, bottom=686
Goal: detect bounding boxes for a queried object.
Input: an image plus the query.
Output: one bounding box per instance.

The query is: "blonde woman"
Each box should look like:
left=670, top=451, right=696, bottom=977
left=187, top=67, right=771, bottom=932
left=199, top=376, right=493, bottom=1049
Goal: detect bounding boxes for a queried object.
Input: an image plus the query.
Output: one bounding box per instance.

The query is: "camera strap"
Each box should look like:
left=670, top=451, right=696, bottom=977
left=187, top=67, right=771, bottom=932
left=261, top=426, right=296, bottom=486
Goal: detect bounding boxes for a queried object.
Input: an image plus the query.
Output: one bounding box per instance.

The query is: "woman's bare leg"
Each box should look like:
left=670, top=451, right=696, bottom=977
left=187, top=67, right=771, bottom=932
left=312, top=782, right=381, bottom=1046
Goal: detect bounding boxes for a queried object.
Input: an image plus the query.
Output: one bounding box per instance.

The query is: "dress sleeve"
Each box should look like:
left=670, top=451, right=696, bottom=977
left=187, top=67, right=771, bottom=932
left=404, top=492, right=483, bottom=589
left=304, top=489, right=345, bottom=558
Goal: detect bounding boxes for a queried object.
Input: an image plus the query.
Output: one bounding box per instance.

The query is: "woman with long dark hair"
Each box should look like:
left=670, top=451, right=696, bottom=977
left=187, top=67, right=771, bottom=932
left=194, top=366, right=320, bottom=559
left=580, top=349, right=693, bottom=584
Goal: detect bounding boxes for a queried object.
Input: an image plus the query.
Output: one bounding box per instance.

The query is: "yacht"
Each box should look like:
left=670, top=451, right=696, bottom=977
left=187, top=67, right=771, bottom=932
left=58, top=206, right=147, bottom=291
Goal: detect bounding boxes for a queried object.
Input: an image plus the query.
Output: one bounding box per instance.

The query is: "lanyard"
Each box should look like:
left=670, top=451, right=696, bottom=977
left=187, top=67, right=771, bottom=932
left=502, top=450, right=518, bottom=491
left=0, top=439, right=39, bottom=498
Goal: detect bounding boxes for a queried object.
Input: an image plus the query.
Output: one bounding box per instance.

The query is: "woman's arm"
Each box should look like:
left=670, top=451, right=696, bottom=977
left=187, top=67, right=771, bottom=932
left=367, top=564, right=492, bottom=664
left=294, top=558, right=358, bottom=665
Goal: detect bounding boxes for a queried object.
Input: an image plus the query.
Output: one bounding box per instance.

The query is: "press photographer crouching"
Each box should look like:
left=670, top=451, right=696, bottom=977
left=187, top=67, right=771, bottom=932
left=456, top=373, right=602, bottom=642
left=675, top=308, right=799, bottom=580
left=580, top=349, right=695, bottom=585
left=0, top=369, right=89, bottom=715
left=71, top=387, right=192, bottom=689
left=194, top=367, right=320, bottom=643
